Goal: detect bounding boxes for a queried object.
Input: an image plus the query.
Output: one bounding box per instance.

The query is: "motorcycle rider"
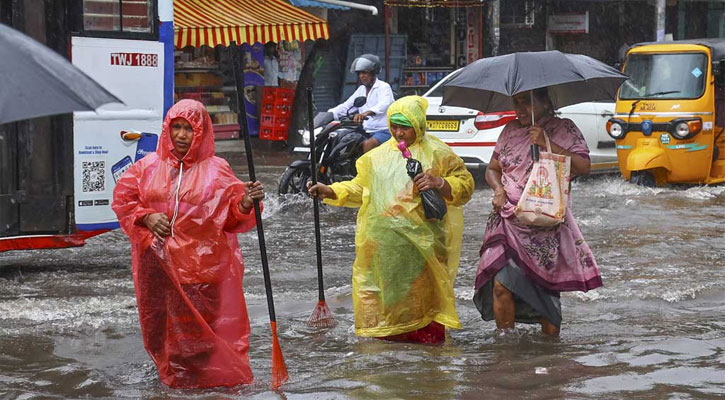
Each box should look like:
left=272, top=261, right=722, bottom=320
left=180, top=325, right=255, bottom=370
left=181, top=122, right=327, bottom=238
left=328, top=54, right=395, bottom=153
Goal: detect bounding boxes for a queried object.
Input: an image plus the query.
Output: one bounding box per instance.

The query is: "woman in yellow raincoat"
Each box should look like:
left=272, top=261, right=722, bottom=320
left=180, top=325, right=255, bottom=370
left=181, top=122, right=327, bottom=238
left=309, top=96, right=474, bottom=344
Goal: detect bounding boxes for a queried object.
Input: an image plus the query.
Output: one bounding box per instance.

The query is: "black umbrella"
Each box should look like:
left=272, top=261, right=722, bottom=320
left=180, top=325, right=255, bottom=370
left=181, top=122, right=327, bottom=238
left=0, top=22, right=122, bottom=125
left=442, top=50, right=627, bottom=113
left=442, top=50, right=627, bottom=159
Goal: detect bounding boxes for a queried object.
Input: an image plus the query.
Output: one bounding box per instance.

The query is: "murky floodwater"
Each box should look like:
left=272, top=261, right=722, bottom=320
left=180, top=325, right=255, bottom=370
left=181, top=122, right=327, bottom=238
left=2, top=160, right=724, bottom=399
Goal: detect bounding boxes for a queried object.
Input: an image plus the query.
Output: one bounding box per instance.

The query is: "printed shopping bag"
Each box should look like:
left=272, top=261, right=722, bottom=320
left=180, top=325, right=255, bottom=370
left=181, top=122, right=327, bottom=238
left=514, top=135, right=571, bottom=226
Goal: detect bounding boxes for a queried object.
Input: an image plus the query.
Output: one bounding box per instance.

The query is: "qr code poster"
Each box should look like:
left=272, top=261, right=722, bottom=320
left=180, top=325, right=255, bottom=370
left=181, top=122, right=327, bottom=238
left=82, top=161, right=106, bottom=193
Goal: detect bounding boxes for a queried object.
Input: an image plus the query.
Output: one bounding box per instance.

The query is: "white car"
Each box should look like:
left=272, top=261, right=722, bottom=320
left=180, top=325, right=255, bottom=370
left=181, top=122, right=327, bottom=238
left=423, top=71, right=618, bottom=174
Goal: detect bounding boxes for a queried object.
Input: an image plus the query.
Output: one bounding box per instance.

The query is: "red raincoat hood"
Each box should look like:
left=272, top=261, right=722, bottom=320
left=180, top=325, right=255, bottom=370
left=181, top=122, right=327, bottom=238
left=159, top=99, right=215, bottom=165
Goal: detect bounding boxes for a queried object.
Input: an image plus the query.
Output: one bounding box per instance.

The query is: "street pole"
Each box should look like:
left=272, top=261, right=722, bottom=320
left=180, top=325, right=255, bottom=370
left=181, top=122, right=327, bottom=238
left=487, top=0, right=500, bottom=56
left=385, top=4, right=390, bottom=82
left=655, top=0, right=665, bottom=41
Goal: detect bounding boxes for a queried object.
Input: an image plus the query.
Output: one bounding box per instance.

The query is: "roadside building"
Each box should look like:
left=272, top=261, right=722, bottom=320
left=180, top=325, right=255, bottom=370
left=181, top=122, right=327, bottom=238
left=172, top=0, right=330, bottom=141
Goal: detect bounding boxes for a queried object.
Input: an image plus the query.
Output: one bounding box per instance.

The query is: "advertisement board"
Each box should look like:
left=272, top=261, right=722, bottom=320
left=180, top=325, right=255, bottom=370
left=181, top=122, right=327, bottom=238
left=71, top=37, right=164, bottom=231
left=548, top=12, right=589, bottom=34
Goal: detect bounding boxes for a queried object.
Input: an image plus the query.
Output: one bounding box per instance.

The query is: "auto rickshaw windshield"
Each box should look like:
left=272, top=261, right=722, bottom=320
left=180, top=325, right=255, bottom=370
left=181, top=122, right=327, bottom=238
left=620, top=53, right=708, bottom=100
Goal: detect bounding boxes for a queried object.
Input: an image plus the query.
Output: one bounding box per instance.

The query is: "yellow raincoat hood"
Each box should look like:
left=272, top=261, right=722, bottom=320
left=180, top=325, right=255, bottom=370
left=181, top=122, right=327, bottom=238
left=387, top=95, right=428, bottom=144
left=324, top=96, right=474, bottom=337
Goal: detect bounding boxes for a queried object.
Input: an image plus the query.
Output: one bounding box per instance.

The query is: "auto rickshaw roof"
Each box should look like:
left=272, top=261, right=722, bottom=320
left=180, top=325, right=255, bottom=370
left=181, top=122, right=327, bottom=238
left=630, top=38, right=725, bottom=61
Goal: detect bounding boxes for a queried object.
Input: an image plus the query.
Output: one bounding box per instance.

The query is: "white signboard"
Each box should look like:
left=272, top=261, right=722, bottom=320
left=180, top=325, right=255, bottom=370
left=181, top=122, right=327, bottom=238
left=548, top=12, right=589, bottom=34
left=71, top=37, right=164, bottom=231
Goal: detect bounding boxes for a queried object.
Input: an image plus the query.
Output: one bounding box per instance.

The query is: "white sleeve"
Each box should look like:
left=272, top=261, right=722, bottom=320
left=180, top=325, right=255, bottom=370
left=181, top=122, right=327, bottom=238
left=367, top=84, right=394, bottom=116
left=328, top=87, right=359, bottom=119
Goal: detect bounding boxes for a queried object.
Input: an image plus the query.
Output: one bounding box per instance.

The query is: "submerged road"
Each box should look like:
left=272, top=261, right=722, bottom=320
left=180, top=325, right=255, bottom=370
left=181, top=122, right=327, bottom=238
left=1, top=148, right=724, bottom=399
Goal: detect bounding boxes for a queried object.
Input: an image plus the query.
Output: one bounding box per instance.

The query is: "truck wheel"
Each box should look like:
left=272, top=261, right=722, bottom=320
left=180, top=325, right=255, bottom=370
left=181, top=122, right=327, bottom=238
left=630, top=171, right=656, bottom=187
left=278, top=166, right=311, bottom=194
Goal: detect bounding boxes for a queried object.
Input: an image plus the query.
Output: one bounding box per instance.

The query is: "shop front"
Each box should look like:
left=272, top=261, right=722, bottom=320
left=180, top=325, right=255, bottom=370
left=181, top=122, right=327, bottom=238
left=172, top=0, right=329, bottom=141
left=384, top=0, right=484, bottom=95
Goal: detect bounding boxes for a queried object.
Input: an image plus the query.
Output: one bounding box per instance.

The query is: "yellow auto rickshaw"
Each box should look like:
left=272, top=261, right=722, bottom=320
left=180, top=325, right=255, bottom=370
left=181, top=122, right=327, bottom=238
left=607, top=39, right=725, bottom=186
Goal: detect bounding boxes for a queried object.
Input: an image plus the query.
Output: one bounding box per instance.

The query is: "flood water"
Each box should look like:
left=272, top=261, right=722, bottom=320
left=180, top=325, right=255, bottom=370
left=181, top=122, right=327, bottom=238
left=2, top=158, right=725, bottom=399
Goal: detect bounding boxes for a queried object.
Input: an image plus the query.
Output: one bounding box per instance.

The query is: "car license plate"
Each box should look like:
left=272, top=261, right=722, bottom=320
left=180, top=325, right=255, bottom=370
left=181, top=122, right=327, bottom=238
left=427, top=120, right=459, bottom=131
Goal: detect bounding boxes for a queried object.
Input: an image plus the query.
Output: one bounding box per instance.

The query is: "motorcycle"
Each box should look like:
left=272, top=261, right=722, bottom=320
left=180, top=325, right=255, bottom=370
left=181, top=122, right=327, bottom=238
left=278, top=96, right=369, bottom=194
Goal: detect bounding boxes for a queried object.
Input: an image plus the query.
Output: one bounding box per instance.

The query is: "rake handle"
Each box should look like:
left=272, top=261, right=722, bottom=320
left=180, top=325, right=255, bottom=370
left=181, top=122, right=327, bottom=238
left=307, top=87, right=326, bottom=302
left=231, top=42, right=277, bottom=322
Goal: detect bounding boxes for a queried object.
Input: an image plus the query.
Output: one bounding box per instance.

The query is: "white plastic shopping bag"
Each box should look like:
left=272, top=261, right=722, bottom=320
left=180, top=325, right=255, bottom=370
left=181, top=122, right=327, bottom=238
left=514, top=135, right=571, bottom=226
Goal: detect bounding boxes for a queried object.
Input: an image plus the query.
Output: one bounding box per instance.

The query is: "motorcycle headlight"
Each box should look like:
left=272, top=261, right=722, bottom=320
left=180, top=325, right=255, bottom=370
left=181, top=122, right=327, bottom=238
left=607, top=120, right=625, bottom=139
left=300, top=130, right=310, bottom=146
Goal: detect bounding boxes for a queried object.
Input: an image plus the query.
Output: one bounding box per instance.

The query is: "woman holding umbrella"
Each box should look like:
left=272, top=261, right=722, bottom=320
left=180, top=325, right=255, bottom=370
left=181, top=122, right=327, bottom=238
left=442, top=50, right=623, bottom=335
left=473, top=87, right=602, bottom=336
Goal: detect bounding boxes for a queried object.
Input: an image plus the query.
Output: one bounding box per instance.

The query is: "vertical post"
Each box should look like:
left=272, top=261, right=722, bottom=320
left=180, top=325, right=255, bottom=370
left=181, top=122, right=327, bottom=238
left=158, top=0, right=174, bottom=118
left=655, top=0, right=666, bottom=41
left=487, top=0, right=500, bottom=56
left=677, top=0, right=686, bottom=40
left=478, top=6, right=484, bottom=59
left=385, top=4, right=390, bottom=82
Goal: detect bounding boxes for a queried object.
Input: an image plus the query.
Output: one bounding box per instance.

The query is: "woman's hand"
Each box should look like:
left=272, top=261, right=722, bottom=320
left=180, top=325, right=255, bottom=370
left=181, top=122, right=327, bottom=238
left=239, top=181, right=264, bottom=213
left=143, top=212, right=171, bottom=240
left=492, top=187, right=507, bottom=214
left=528, top=125, right=547, bottom=147
left=413, top=173, right=445, bottom=192
left=307, top=182, right=337, bottom=200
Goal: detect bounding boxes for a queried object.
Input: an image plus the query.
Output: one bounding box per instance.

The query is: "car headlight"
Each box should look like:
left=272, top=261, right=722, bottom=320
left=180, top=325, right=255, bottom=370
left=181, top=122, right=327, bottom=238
left=673, top=122, right=689, bottom=139
left=670, top=118, right=701, bottom=139
left=606, top=119, right=625, bottom=139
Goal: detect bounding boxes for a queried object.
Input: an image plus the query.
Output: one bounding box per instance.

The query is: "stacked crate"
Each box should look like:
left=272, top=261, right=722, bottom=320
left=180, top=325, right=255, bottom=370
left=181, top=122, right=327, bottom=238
left=260, top=87, right=294, bottom=141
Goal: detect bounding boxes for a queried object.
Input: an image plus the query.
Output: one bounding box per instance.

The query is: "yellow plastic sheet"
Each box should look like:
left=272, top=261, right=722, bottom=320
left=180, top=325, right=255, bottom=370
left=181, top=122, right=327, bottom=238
left=324, top=96, right=474, bottom=337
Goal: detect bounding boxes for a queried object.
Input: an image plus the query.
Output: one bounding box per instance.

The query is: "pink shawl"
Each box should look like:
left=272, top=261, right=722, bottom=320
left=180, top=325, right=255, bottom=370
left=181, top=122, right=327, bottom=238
left=475, top=115, right=602, bottom=293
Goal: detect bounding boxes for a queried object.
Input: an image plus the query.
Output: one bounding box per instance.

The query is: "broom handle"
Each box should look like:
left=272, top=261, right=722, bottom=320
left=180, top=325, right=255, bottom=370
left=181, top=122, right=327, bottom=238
left=306, top=87, right=326, bottom=302
left=530, top=90, right=539, bottom=162
left=231, top=42, right=277, bottom=322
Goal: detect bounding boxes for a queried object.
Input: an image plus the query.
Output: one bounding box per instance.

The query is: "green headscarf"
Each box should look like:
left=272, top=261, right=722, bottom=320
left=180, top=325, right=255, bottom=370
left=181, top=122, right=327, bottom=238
left=386, top=96, right=429, bottom=143
left=390, top=113, right=413, bottom=127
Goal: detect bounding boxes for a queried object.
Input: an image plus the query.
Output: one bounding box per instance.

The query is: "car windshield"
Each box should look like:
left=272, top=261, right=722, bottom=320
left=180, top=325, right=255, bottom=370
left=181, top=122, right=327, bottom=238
left=619, top=52, right=708, bottom=100
left=425, top=70, right=462, bottom=97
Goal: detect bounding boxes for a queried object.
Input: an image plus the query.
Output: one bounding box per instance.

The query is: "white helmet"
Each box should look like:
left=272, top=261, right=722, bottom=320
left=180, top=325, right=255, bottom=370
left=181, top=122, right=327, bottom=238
left=350, top=54, right=381, bottom=75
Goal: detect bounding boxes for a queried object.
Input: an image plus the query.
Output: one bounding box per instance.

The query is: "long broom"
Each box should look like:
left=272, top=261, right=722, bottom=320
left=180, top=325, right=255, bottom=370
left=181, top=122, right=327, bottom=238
left=230, top=42, right=288, bottom=389
left=305, top=87, right=336, bottom=328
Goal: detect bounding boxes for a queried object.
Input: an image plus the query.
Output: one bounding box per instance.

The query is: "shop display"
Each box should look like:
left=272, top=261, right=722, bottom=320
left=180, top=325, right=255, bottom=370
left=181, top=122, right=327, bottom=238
left=175, top=48, right=240, bottom=139
left=401, top=66, right=453, bottom=94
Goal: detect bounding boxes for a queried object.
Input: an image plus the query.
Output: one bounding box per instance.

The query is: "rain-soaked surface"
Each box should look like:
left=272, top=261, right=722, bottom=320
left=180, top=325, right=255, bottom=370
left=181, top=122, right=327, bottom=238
left=2, top=154, right=725, bottom=399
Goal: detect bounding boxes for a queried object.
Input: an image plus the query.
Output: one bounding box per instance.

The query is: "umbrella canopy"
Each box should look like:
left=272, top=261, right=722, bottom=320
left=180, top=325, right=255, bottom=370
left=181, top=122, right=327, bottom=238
left=442, top=51, right=628, bottom=112
left=0, top=22, right=121, bottom=125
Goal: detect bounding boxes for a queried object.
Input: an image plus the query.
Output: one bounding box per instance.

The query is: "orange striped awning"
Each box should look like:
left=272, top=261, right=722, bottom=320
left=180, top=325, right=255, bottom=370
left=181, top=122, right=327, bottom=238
left=174, top=0, right=330, bottom=48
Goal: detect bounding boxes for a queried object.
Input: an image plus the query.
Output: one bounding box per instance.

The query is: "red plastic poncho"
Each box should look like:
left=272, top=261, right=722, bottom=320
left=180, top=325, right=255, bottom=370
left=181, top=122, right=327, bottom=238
left=112, top=99, right=258, bottom=388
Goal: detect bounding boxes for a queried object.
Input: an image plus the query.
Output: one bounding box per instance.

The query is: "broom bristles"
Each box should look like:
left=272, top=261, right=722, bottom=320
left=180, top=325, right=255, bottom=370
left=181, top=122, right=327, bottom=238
left=269, top=321, right=289, bottom=389
left=307, top=300, right=337, bottom=328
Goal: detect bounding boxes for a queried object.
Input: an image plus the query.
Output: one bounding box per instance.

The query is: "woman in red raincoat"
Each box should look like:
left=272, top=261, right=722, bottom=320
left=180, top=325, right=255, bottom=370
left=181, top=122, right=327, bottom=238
left=112, top=99, right=263, bottom=388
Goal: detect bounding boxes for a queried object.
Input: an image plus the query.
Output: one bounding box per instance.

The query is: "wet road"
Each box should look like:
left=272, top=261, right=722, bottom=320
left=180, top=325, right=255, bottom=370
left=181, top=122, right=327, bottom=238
left=1, top=156, right=725, bottom=399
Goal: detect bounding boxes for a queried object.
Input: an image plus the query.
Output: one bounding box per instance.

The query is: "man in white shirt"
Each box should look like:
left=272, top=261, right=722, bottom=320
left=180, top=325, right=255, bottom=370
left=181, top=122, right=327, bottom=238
left=328, top=54, right=395, bottom=153
left=263, top=43, right=279, bottom=87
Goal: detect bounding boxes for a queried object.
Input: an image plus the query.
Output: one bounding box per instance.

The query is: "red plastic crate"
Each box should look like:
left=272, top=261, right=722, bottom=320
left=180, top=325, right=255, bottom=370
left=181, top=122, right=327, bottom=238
left=275, top=116, right=290, bottom=129
left=260, top=127, right=288, bottom=141
left=262, top=87, right=277, bottom=103
left=276, top=88, right=295, bottom=104
left=274, top=103, right=291, bottom=117
left=262, top=102, right=274, bottom=113
left=260, top=114, right=275, bottom=127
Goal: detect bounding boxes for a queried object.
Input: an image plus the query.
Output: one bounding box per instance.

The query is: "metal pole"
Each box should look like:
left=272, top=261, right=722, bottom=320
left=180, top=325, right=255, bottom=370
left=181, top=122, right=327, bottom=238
left=385, top=4, right=390, bottom=82
left=655, top=0, right=666, bottom=41
left=488, top=0, right=500, bottom=56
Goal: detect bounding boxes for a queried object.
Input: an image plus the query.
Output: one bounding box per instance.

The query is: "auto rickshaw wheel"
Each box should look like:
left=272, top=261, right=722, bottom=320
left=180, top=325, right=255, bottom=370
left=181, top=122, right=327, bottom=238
left=630, top=171, right=656, bottom=187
